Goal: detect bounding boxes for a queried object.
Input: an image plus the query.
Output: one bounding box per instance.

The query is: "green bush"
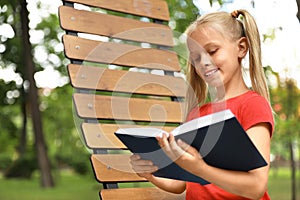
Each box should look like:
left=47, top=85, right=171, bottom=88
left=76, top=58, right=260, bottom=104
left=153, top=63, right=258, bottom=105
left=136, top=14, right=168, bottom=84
left=4, top=155, right=38, bottom=179
left=55, top=153, right=90, bottom=175
left=0, top=154, right=13, bottom=172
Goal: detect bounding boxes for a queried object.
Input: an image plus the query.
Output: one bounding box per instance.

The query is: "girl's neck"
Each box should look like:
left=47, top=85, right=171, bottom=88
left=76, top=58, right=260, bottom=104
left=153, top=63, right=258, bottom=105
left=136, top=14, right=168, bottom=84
left=212, top=83, right=249, bottom=103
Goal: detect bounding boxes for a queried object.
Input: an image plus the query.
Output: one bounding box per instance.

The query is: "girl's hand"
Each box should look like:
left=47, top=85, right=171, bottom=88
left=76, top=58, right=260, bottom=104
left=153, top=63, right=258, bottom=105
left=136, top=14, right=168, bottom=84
left=130, top=153, right=186, bottom=194
left=156, top=133, right=206, bottom=175
left=130, top=154, right=158, bottom=180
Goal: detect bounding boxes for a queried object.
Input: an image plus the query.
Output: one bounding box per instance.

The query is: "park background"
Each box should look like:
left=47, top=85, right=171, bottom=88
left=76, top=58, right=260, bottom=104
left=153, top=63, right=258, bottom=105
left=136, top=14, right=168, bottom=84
left=0, top=0, right=300, bottom=199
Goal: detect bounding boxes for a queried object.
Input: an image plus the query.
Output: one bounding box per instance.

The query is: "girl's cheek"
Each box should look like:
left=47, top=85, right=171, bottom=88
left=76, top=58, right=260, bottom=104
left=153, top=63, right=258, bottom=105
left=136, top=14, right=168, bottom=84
left=195, top=67, right=205, bottom=79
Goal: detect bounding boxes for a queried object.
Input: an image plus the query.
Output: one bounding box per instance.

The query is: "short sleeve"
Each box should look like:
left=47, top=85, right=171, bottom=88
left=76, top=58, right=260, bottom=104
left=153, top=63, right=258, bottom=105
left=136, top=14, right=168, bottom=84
left=238, top=95, right=274, bottom=137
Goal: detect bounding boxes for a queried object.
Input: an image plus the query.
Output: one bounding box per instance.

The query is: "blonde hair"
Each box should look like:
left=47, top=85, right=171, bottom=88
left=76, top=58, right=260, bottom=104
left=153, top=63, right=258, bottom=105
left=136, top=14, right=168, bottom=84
left=185, top=9, right=270, bottom=113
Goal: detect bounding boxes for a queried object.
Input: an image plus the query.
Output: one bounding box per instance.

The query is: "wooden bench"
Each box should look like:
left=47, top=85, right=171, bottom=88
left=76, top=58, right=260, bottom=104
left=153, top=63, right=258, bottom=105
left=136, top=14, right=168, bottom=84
left=58, top=0, right=187, bottom=199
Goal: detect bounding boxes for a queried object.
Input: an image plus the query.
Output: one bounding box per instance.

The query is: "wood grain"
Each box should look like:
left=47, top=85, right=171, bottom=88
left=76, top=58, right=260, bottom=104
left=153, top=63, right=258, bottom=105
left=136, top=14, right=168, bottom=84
left=63, top=0, right=170, bottom=21
left=63, top=35, right=181, bottom=71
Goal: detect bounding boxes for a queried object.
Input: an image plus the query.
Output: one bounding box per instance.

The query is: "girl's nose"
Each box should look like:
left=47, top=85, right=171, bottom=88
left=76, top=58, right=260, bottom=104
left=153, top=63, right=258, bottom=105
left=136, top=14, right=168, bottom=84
left=201, top=55, right=213, bottom=68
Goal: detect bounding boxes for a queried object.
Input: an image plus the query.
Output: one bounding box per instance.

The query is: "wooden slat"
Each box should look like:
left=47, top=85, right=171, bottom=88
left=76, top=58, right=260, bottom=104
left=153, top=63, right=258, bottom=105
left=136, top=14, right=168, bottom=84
left=82, top=123, right=176, bottom=149
left=63, top=35, right=180, bottom=71
left=59, top=6, right=173, bottom=46
left=91, top=154, right=145, bottom=182
left=101, top=187, right=185, bottom=200
left=63, top=0, right=170, bottom=21
left=100, top=187, right=185, bottom=200
left=73, top=93, right=185, bottom=122
left=68, top=64, right=186, bottom=97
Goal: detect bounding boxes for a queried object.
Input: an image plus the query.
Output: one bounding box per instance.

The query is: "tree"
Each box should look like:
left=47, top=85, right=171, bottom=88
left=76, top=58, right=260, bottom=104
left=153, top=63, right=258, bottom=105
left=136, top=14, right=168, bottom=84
left=1, top=0, right=90, bottom=185
left=20, top=0, right=54, bottom=188
left=269, top=69, right=300, bottom=200
left=296, top=0, right=300, bottom=21
left=0, top=0, right=54, bottom=187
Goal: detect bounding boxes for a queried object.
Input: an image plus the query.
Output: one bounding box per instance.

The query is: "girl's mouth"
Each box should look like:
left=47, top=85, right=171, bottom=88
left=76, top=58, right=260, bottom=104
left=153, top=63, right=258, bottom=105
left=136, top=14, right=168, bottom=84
left=205, top=69, right=219, bottom=77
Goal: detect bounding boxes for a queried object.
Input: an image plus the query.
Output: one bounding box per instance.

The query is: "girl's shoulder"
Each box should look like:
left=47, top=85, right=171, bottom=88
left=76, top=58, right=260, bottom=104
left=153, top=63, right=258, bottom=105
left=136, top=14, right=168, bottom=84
left=233, top=91, right=274, bottom=134
left=234, top=90, right=270, bottom=110
left=228, top=90, right=265, bottom=104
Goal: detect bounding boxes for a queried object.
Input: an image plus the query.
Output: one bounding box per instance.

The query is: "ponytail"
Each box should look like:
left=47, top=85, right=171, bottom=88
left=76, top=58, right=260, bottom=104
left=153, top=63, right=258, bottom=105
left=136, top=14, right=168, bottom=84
left=232, top=10, right=270, bottom=103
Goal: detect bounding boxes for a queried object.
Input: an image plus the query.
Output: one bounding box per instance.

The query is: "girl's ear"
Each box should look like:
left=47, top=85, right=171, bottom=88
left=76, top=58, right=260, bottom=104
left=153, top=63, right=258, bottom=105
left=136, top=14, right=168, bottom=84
left=237, top=37, right=248, bottom=59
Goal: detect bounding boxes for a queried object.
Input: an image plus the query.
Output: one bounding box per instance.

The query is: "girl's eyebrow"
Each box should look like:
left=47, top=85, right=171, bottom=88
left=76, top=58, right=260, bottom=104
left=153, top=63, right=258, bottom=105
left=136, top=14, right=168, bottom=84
left=203, top=42, right=219, bottom=49
left=189, top=52, right=198, bottom=58
left=189, top=43, right=218, bottom=55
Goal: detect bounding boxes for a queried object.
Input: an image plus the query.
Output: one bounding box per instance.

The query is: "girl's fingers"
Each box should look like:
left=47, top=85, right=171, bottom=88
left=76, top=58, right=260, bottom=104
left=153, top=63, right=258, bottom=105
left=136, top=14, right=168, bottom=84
left=168, top=138, right=185, bottom=158
left=156, top=133, right=182, bottom=160
left=177, top=139, right=190, bottom=151
left=132, top=164, right=158, bottom=173
left=130, top=156, right=154, bottom=166
left=177, top=139, right=201, bottom=157
left=130, top=154, right=158, bottom=173
left=130, top=154, right=140, bottom=161
left=157, top=133, right=171, bottom=151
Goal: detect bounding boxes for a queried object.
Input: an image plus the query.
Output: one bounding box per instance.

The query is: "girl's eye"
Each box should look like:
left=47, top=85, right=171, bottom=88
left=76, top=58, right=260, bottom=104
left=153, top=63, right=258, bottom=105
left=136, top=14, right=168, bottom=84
left=194, top=57, right=200, bottom=62
left=192, top=55, right=201, bottom=63
left=208, top=49, right=217, bottom=55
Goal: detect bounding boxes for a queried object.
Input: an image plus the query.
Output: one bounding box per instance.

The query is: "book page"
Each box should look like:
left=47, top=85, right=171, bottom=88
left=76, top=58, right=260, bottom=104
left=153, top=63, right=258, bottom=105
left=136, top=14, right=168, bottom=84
left=115, top=127, right=169, bottom=137
left=171, top=109, right=234, bottom=136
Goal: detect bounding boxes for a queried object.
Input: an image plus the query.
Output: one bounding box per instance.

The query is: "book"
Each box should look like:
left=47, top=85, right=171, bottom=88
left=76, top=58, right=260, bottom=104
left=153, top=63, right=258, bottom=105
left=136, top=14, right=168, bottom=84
left=114, top=109, right=267, bottom=185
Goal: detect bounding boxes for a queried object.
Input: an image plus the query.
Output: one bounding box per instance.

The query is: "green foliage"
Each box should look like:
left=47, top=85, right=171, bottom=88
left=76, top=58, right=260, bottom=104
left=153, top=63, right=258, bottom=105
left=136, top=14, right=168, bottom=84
left=164, top=0, right=199, bottom=73
left=40, top=85, right=91, bottom=174
left=209, top=0, right=224, bottom=7
left=0, top=80, right=20, bottom=171
left=0, top=0, right=86, bottom=179
left=268, top=69, right=300, bottom=160
left=166, top=0, right=199, bottom=33
left=0, top=154, right=13, bottom=172
left=4, top=153, right=38, bottom=179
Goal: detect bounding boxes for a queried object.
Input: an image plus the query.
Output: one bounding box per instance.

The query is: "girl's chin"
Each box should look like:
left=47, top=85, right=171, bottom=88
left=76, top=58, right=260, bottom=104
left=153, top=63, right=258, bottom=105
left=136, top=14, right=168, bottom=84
left=205, top=77, right=224, bottom=88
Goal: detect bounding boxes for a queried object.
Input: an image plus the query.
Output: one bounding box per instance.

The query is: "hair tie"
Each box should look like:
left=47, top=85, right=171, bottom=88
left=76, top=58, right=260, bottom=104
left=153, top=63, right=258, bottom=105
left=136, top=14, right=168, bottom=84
left=231, top=10, right=240, bottom=18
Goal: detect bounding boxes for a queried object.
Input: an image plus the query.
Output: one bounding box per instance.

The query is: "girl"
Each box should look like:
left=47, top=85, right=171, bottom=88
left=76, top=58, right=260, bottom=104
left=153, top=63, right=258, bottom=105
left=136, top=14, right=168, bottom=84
left=130, top=9, right=274, bottom=200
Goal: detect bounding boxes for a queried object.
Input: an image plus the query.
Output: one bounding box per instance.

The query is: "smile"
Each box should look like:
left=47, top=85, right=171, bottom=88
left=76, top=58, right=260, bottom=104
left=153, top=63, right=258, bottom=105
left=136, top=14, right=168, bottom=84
left=205, top=69, right=219, bottom=77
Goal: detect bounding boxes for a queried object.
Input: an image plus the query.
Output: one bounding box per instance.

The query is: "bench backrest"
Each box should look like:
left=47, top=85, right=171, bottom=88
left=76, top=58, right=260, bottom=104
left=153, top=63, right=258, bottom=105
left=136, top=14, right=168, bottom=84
left=59, top=0, right=187, bottom=199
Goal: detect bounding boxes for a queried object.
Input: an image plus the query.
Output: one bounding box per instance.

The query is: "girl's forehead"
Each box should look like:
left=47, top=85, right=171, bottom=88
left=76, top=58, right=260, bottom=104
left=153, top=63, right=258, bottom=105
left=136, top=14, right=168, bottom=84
left=191, top=26, right=224, bottom=42
left=187, top=27, right=224, bottom=50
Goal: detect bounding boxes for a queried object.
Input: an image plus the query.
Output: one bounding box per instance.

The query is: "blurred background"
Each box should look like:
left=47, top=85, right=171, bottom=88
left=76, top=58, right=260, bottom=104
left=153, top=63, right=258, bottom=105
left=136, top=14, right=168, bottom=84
left=0, top=0, right=299, bottom=199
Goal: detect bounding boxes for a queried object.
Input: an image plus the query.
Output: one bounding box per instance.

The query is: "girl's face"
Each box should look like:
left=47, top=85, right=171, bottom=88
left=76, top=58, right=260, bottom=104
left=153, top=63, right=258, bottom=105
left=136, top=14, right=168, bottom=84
left=188, top=26, right=247, bottom=89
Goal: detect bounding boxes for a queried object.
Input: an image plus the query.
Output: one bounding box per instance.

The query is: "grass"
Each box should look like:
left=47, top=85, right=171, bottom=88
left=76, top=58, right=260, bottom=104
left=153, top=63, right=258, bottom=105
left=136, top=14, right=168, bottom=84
left=0, top=170, right=100, bottom=200
left=0, top=167, right=299, bottom=200
left=268, top=167, right=300, bottom=200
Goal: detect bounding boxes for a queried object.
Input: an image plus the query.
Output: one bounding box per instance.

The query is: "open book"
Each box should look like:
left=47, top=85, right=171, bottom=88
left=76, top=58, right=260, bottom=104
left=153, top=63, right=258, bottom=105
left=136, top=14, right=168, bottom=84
left=115, top=109, right=267, bottom=185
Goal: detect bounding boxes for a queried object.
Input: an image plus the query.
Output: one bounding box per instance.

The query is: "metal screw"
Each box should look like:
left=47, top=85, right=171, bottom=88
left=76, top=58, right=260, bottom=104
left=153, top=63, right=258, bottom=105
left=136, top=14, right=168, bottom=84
left=87, top=103, right=93, bottom=109
left=80, top=74, right=86, bottom=79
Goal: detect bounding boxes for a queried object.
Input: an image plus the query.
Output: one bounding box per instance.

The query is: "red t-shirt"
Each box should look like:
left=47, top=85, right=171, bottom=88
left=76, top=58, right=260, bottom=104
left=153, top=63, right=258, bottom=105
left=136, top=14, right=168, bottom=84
left=185, top=91, right=274, bottom=200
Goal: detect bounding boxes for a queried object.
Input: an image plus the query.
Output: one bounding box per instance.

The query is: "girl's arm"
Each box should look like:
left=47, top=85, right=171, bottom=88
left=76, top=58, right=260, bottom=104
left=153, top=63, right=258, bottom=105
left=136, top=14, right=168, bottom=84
left=157, top=122, right=271, bottom=200
left=130, top=154, right=186, bottom=194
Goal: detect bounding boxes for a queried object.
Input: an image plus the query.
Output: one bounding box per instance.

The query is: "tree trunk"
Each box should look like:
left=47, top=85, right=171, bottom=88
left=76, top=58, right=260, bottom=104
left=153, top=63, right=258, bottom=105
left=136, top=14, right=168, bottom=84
left=296, top=0, right=300, bottom=22
left=288, top=141, right=296, bottom=200
left=20, top=0, right=54, bottom=188
left=286, top=80, right=296, bottom=200
left=18, top=88, right=27, bottom=156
